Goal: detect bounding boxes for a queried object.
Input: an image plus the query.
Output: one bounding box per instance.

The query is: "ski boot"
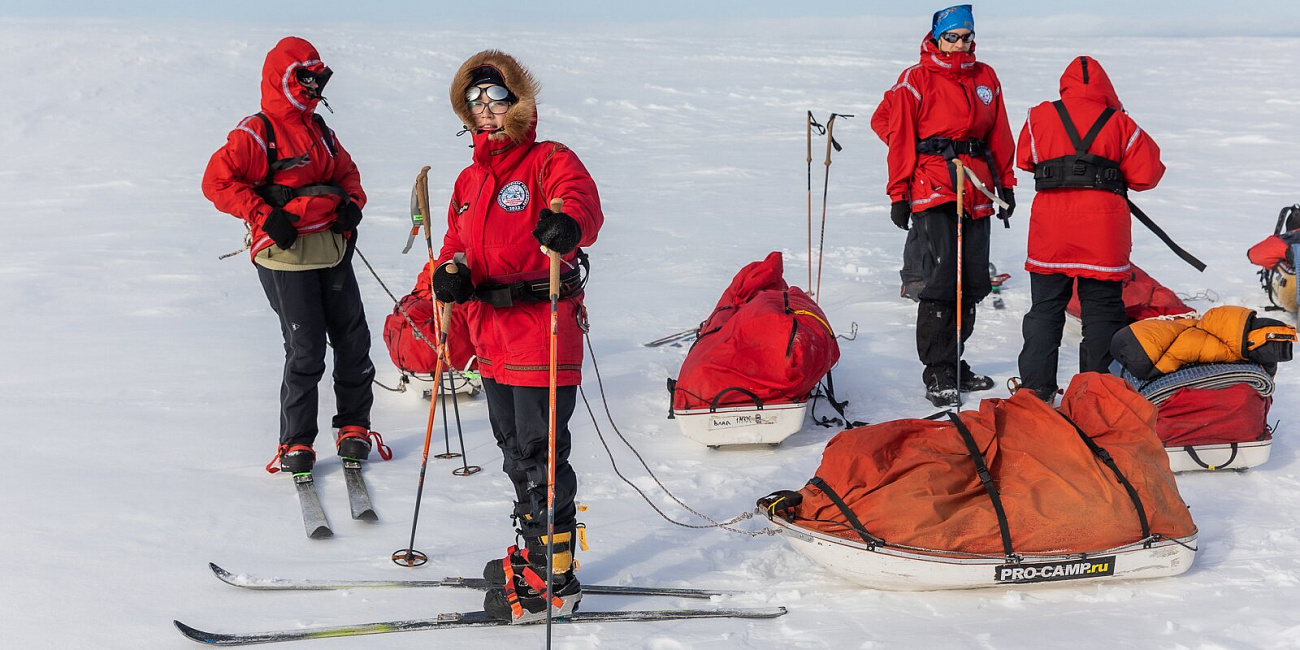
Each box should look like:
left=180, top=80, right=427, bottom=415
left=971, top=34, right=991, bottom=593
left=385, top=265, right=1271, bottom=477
left=483, top=530, right=582, bottom=623
left=1007, top=377, right=1058, bottom=405
left=266, top=444, right=315, bottom=474
left=335, top=426, right=392, bottom=462
left=959, top=361, right=994, bottom=392
left=923, top=366, right=960, bottom=408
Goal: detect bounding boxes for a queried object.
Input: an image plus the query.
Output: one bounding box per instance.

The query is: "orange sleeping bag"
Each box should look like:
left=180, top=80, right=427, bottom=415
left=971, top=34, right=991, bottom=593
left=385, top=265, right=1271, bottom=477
left=793, top=373, right=1196, bottom=556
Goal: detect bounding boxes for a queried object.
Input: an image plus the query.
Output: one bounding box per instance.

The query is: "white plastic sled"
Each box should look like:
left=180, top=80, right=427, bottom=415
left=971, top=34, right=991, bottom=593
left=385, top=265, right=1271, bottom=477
left=674, top=392, right=808, bottom=448
left=420, top=370, right=482, bottom=400
left=1165, top=440, right=1272, bottom=472
left=768, top=517, right=1197, bottom=591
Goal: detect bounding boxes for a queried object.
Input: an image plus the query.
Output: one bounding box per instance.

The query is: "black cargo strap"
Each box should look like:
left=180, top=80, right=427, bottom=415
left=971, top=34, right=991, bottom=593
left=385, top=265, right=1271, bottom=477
left=810, top=370, right=868, bottom=429
left=1056, top=412, right=1153, bottom=546
left=474, top=249, right=589, bottom=308
left=1184, top=444, right=1239, bottom=471
left=946, top=413, right=1016, bottom=560
left=1033, top=101, right=1126, bottom=195
left=1127, top=200, right=1207, bottom=272
left=807, top=476, right=885, bottom=549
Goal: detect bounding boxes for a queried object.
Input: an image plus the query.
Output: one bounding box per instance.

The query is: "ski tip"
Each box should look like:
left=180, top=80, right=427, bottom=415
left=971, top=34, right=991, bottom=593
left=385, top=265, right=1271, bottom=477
left=174, top=620, right=218, bottom=644
left=353, top=510, right=379, bottom=522
left=208, top=563, right=240, bottom=585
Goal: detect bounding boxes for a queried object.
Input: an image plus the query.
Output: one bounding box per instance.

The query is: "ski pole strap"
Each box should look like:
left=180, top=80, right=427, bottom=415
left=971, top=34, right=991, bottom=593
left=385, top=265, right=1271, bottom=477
left=806, top=476, right=884, bottom=549
left=1127, top=199, right=1207, bottom=272
left=1056, top=412, right=1152, bottom=544
left=1184, top=444, right=1238, bottom=471
left=945, top=413, right=1016, bottom=560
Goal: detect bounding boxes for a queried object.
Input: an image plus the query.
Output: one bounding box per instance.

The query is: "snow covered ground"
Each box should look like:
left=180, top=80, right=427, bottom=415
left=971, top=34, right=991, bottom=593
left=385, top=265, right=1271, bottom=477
left=2, top=17, right=1298, bottom=649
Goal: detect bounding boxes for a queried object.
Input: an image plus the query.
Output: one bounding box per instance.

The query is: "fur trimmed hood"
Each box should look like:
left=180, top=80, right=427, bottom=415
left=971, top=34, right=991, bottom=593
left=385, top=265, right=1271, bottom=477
left=450, top=50, right=539, bottom=143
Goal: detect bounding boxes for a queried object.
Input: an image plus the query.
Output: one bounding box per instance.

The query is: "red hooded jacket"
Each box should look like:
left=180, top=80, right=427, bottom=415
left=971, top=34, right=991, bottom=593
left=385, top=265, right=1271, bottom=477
left=439, top=51, right=603, bottom=387
left=202, top=37, right=365, bottom=259
left=1017, top=56, right=1165, bottom=281
left=875, top=34, right=1016, bottom=218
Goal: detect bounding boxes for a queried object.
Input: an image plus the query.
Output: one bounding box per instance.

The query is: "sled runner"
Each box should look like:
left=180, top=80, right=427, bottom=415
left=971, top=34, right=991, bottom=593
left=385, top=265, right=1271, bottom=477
left=668, top=253, right=839, bottom=448
left=760, top=374, right=1198, bottom=590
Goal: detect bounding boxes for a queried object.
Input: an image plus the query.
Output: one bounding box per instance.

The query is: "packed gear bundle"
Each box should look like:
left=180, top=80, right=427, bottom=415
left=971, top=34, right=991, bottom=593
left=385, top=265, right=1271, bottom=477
left=668, top=252, right=840, bottom=447
left=758, top=373, right=1196, bottom=590
left=382, top=289, right=481, bottom=397
left=1111, top=305, right=1295, bottom=471
left=1065, top=263, right=1194, bottom=323
left=1248, top=204, right=1300, bottom=313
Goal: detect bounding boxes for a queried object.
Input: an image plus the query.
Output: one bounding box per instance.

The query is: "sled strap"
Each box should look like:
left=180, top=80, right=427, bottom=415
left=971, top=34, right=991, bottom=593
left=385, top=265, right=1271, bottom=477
left=1184, top=444, right=1238, bottom=471
left=1127, top=200, right=1207, bottom=272
left=807, top=476, right=884, bottom=549
left=811, top=370, right=868, bottom=429
left=945, top=413, right=1016, bottom=560
left=1058, top=413, right=1153, bottom=544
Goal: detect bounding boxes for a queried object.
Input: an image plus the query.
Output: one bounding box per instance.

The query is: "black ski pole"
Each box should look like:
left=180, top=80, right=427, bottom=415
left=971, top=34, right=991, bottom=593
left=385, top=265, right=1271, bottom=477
left=815, top=112, right=852, bottom=302
left=448, top=368, right=481, bottom=477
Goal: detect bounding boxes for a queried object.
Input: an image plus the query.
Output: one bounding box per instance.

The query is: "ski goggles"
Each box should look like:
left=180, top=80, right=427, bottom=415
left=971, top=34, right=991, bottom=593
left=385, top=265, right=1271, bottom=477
left=466, top=85, right=510, bottom=102
left=938, top=31, right=975, bottom=44
left=295, top=66, right=333, bottom=91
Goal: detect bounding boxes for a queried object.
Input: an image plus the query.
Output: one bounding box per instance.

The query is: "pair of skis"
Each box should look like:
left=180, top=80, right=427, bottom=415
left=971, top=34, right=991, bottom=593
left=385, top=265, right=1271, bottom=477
left=294, top=461, right=376, bottom=539
left=175, top=563, right=786, bottom=645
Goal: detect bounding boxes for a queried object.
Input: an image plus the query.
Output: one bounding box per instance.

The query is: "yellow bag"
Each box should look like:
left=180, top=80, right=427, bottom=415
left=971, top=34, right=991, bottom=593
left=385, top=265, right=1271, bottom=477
left=253, top=230, right=347, bottom=271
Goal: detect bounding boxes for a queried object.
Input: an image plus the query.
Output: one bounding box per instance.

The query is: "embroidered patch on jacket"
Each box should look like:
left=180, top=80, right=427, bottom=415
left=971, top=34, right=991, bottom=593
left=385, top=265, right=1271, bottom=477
left=976, top=85, right=993, bottom=105
left=496, top=181, right=530, bottom=213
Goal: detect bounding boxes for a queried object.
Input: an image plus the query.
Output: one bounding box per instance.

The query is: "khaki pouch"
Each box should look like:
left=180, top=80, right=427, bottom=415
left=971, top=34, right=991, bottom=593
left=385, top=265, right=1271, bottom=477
left=253, top=230, right=347, bottom=271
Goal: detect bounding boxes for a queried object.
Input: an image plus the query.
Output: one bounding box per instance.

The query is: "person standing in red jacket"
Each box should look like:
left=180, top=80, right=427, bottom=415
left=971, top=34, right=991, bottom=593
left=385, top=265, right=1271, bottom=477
left=1014, top=56, right=1165, bottom=402
left=202, top=37, right=384, bottom=475
left=877, top=5, right=1016, bottom=407
left=430, top=50, right=603, bottom=623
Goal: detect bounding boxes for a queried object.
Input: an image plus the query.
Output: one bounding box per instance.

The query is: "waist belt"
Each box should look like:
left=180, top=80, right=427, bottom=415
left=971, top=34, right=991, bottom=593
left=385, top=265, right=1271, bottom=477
left=255, top=183, right=350, bottom=209
left=916, top=137, right=987, bottom=157
left=474, top=249, right=590, bottom=308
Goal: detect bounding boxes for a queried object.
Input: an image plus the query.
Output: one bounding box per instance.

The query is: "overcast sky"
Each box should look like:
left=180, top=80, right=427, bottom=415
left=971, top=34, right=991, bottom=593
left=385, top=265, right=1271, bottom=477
left=4, top=0, right=1299, bottom=35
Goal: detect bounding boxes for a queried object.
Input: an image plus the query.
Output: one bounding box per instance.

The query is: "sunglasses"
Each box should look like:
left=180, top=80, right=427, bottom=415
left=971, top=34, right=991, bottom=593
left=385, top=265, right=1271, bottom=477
left=466, top=85, right=510, bottom=102
left=939, top=31, right=975, bottom=44
left=469, top=100, right=512, bottom=115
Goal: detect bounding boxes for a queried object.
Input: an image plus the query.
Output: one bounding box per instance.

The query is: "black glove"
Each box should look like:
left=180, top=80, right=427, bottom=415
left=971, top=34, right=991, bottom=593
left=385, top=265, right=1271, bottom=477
left=758, top=490, right=803, bottom=521
left=998, top=187, right=1016, bottom=222
left=532, top=209, right=582, bottom=255
left=263, top=208, right=300, bottom=249
left=431, top=262, right=474, bottom=304
left=331, top=201, right=363, bottom=234
left=890, top=200, right=911, bottom=231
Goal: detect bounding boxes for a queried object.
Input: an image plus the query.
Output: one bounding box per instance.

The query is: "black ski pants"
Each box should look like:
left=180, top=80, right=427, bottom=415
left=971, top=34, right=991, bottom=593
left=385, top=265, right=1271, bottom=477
left=256, top=241, right=375, bottom=448
left=482, top=378, right=578, bottom=538
left=1017, top=272, right=1125, bottom=393
left=900, top=221, right=936, bottom=285
left=914, top=205, right=991, bottom=380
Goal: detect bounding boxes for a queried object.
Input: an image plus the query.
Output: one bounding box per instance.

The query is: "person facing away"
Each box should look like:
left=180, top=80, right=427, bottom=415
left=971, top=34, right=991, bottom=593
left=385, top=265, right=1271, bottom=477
left=429, top=50, right=603, bottom=623
left=201, top=36, right=387, bottom=476
left=1014, top=56, right=1165, bottom=402
left=877, top=4, right=1017, bottom=407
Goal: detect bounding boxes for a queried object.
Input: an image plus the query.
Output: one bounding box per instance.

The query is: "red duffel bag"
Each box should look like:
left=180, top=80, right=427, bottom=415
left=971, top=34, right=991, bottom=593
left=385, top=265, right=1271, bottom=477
left=382, top=295, right=477, bottom=375
left=670, top=252, right=839, bottom=411
left=1156, top=383, right=1272, bottom=447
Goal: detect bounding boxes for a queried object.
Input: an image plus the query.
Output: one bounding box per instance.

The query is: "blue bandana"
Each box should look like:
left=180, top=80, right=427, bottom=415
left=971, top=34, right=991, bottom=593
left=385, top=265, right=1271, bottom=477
left=932, top=4, right=974, bottom=39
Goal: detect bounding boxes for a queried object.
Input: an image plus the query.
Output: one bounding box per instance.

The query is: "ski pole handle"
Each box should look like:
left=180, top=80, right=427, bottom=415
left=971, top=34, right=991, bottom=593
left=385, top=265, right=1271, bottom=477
left=547, top=198, right=563, bottom=299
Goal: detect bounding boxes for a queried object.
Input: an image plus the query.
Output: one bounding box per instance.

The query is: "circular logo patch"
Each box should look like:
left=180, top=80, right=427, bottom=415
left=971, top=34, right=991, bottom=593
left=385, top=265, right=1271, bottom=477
left=496, top=180, right=530, bottom=213
left=976, top=85, right=994, bottom=105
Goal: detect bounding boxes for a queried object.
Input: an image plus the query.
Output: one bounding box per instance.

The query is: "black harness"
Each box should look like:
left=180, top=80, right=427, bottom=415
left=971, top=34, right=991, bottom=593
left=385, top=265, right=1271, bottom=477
left=473, top=249, right=590, bottom=308
left=1033, top=101, right=1126, bottom=195
left=251, top=112, right=350, bottom=208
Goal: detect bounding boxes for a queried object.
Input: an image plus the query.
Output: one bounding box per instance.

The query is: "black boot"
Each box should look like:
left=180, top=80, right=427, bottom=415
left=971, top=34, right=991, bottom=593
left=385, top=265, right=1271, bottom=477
left=923, top=365, right=960, bottom=408
left=268, top=444, right=315, bottom=474
left=483, top=530, right=581, bottom=623
left=959, top=361, right=994, bottom=392
left=335, top=425, right=371, bottom=461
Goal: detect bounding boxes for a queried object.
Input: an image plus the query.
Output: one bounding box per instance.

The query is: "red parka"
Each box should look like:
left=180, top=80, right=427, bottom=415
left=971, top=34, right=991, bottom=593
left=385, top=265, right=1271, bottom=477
left=439, top=51, right=603, bottom=387
left=202, top=37, right=365, bottom=259
left=875, top=34, right=1016, bottom=218
left=1017, top=56, right=1165, bottom=281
